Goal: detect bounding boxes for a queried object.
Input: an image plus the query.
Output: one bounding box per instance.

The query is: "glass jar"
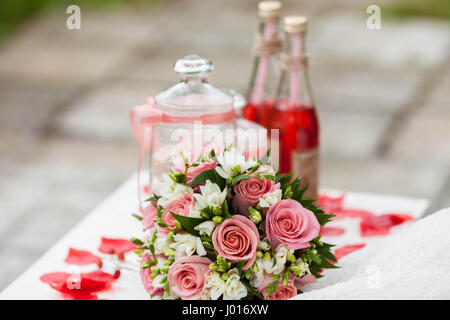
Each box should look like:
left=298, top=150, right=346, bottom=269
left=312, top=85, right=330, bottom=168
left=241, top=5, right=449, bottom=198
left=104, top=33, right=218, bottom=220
left=130, top=55, right=237, bottom=199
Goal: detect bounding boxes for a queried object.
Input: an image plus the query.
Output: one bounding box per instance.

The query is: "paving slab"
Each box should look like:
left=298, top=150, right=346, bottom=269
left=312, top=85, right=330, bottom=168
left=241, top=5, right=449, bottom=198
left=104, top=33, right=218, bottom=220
left=54, top=78, right=172, bottom=141
left=319, top=109, right=392, bottom=159
left=310, top=12, right=450, bottom=71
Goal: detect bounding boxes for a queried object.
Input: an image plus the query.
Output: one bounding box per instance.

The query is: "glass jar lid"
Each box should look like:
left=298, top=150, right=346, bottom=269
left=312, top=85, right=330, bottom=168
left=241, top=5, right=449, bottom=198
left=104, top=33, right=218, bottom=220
left=155, top=54, right=234, bottom=116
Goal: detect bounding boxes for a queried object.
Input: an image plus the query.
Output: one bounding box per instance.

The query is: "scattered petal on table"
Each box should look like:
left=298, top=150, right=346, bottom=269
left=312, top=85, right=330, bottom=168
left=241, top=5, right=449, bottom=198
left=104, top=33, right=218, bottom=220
left=40, top=270, right=117, bottom=300
left=334, top=244, right=366, bottom=260
left=320, top=226, right=346, bottom=236
left=98, top=237, right=140, bottom=259
left=333, top=208, right=375, bottom=220
left=360, top=213, right=413, bottom=237
left=65, top=248, right=103, bottom=268
left=318, top=194, right=345, bottom=214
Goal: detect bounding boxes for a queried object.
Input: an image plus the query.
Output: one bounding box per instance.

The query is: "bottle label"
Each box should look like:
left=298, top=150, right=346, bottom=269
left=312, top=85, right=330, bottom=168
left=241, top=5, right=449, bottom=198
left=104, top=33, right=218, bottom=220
left=291, top=148, right=319, bottom=199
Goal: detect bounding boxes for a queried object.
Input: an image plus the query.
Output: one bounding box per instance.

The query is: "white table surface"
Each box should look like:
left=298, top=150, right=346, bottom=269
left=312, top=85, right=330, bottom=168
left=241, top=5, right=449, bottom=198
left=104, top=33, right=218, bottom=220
left=0, top=174, right=429, bottom=300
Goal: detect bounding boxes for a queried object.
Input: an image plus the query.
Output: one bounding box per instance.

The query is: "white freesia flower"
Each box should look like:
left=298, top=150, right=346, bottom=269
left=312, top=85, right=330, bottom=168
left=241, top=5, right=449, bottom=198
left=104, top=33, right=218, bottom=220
left=188, top=205, right=201, bottom=218
left=154, top=235, right=172, bottom=254
left=156, top=174, right=192, bottom=207
left=200, top=288, right=211, bottom=300
left=194, top=180, right=227, bottom=209
left=223, top=268, right=248, bottom=300
left=258, top=239, right=271, bottom=251
left=295, top=257, right=310, bottom=277
left=170, top=233, right=206, bottom=259
left=203, top=272, right=226, bottom=300
left=259, top=189, right=282, bottom=208
left=155, top=257, right=170, bottom=272
left=261, top=244, right=293, bottom=275
left=272, top=244, right=293, bottom=274
left=194, top=220, right=217, bottom=237
left=153, top=274, right=167, bottom=289
left=162, top=291, right=179, bottom=300
left=215, top=148, right=257, bottom=179
left=249, top=258, right=265, bottom=288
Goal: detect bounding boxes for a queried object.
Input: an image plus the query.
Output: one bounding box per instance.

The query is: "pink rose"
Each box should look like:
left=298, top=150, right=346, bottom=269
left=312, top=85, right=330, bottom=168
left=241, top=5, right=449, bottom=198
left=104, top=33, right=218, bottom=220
left=265, top=199, right=320, bottom=250
left=140, top=254, right=164, bottom=296
left=212, top=215, right=259, bottom=270
left=142, top=204, right=158, bottom=231
left=168, top=255, right=211, bottom=300
left=184, top=162, right=217, bottom=184
left=258, top=273, right=297, bottom=300
left=158, top=194, right=192, bottom=236
left=232, top=176, right=280, bottom=215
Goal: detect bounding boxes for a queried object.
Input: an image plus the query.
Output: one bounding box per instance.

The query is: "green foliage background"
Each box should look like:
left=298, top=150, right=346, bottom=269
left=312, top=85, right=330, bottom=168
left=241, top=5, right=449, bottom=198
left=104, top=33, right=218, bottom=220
left=0, top=0, right=164, bottom=44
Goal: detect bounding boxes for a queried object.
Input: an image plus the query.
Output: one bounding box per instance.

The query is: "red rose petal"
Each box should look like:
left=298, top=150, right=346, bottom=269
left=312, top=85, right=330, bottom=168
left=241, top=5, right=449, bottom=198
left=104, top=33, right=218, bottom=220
left=333, top=208, right=375, bottom=220
left=360, top=213, right=413, bottom=237
left=40, top=270, right=117, bottom=297
left=334, top=243, right=366, bottom=260
left=320, top=226, right=346, bottom=236
left=40, top=272, right=70, bottom=285
left=98, top=237, right=140, bottom=256
left=65, top=248, right=103, bottom=268
left=318, top=194, right=345, bottom=214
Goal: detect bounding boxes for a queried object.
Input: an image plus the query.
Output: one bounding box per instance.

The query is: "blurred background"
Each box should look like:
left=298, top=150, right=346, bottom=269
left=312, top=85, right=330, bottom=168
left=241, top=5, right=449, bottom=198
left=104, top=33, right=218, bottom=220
left=0, top=0, right=449, bottom=290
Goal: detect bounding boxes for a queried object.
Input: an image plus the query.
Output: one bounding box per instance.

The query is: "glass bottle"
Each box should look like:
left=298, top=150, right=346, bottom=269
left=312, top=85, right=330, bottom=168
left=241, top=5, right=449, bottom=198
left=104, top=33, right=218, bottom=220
left=269, top=16, right=320, bottom=198
left=244, top=1, right=282, bottom=128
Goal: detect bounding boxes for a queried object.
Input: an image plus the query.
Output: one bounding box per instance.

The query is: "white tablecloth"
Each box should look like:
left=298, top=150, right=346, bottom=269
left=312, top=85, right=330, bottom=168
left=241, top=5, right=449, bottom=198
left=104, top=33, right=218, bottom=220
left=0, top=174, right=429, bottom=300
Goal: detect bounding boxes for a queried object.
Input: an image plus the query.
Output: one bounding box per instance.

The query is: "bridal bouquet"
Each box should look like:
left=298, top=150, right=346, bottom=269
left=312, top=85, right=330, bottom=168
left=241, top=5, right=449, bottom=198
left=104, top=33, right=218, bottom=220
left=131, top=147, right=337, bottom=300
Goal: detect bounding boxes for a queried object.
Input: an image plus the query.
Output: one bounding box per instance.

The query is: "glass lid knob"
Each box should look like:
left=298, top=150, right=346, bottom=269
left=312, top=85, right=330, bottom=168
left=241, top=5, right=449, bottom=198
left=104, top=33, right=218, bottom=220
left=173, top=54, right=213, bottom=76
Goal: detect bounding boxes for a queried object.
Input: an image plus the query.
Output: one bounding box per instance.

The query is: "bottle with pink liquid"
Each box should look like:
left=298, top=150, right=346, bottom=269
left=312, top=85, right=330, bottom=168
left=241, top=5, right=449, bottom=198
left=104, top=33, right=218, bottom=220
left=269, top=15, right=320, bottom=198
left=244, top=1, right=282, bottom=128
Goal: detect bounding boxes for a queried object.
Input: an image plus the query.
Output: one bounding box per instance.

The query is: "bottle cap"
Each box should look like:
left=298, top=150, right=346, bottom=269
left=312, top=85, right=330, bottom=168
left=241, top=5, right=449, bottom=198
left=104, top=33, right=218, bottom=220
left=258, top=1, right=282, bottom=18
left=284, top=15, right=308, bottom=33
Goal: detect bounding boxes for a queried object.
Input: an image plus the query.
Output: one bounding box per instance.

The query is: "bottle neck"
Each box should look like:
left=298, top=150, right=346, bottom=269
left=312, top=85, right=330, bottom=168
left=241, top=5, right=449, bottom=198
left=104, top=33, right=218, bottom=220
left=276, top=31, right=314, bottom=109
left=247, top=16, right=282, bottom=106
left=258, top=17, right=280, bottom=47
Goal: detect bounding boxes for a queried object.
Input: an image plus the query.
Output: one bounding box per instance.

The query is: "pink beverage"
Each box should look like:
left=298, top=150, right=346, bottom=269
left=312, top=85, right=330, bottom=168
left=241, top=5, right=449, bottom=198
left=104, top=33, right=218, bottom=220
left=269, top=16, right=320, bottom=198
left=244, top=1, right=282, bottom=129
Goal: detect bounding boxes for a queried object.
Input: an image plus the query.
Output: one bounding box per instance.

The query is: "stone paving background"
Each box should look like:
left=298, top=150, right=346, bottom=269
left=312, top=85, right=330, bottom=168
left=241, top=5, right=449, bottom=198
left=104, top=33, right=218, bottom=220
left=0, top=0, right=449, bottom=290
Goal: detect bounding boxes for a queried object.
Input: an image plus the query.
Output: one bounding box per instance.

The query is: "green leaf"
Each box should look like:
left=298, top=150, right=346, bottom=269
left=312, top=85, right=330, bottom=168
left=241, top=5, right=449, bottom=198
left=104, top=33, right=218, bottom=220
left=222, top=200, right=232, bottom=219
left=130, top=237, right=144, bottom=246
left=145, top=193, right=161, bottom=202
left=149, top=243, right=156, bottom=262
left=314, top=212, right=335, bottom=226
left=235, top=259, right=248, bottom=272
left=170, top=212, right=205, bottom=232
left=316, top=257, right=339, bottom=269
left=189, top=169, right=226, bottom=190
left=316, top=246, right=338, bottom=263
left=131, top=213, right=142, bottom=221
left=230, top=174, right=252, bottom=186
left=141, top=260, right=157, bottom=269
left=265, top=280, right=279, bottom=296
left=242, top=280, right=264, bottom=300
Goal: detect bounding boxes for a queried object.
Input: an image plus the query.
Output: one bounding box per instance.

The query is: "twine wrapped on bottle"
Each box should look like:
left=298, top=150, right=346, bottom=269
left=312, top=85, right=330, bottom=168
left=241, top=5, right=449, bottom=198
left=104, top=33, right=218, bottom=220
left=252, top=33, right=283, bottom=57
left=280, top=53, right=309, bottom=70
